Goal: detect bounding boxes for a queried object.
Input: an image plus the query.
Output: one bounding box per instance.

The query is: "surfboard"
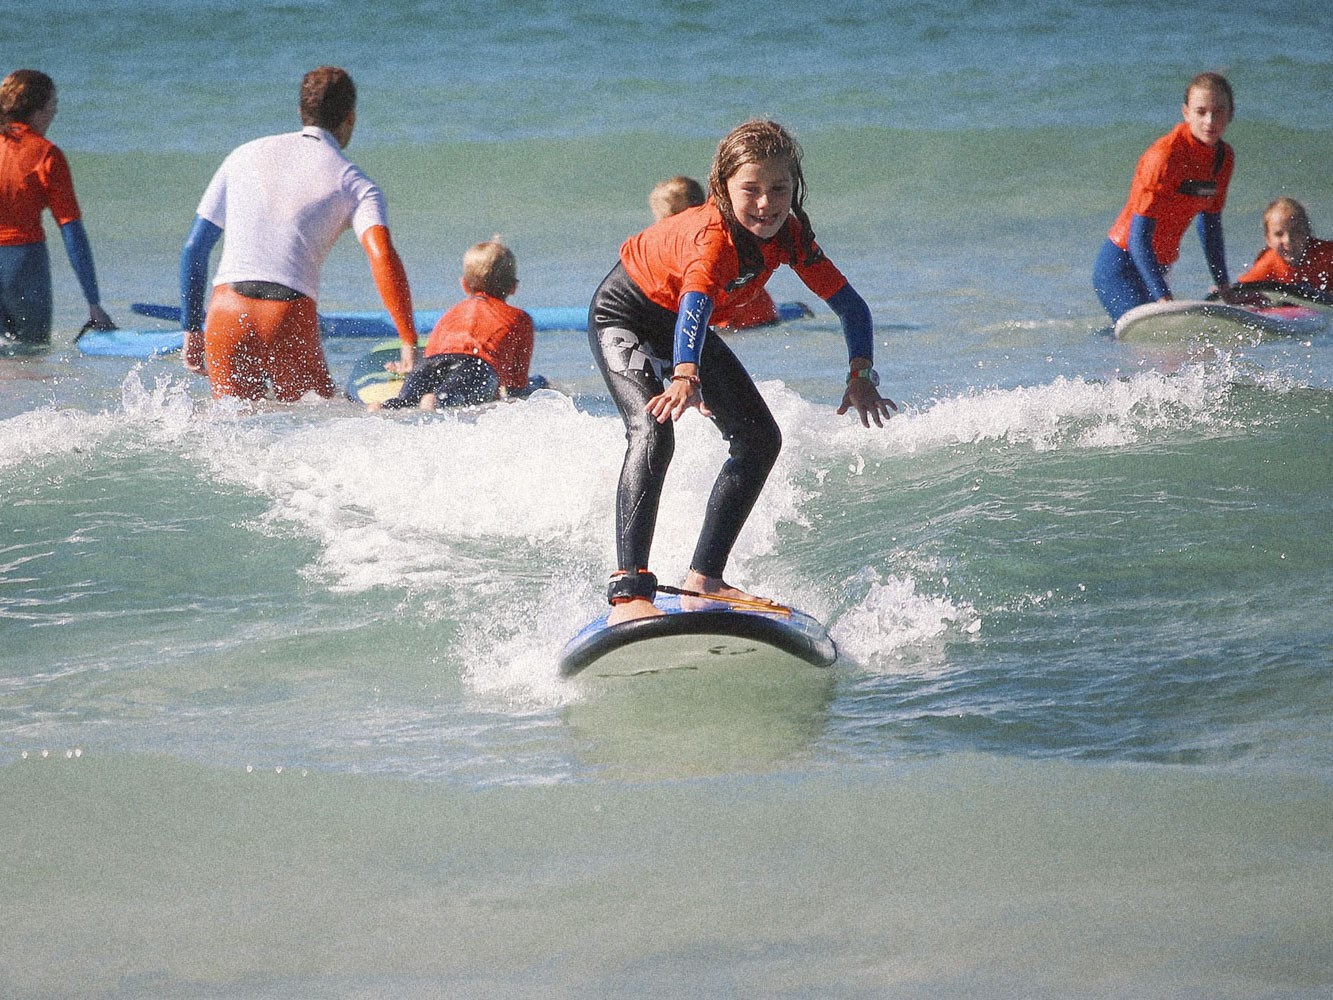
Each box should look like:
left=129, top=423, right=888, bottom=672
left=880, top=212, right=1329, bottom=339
left=129, top=300, right=815, bottom=340
left=128, top=302, right=589, bottom=337
left=346, top=338, right=548, bottom=405
left=75, top=327, right=191, bottom=357
left=558, top=592, right=837, bottom=679
left=1212, top=280, right=1333, bottom=311
left=1113, top=299, right=1327, bottom=343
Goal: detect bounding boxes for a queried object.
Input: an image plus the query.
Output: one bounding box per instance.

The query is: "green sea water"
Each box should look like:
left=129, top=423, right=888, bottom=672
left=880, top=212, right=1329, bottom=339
left=3, top=1, right=1332, bottom=996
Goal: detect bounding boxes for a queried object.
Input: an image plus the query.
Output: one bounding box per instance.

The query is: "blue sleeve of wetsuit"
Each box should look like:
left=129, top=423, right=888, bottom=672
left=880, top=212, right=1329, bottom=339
left=180, top=215, right=222, bottom=331
left=826, top=283, right=874, bottom=360
left=1127, top=214, right=1171, bottom=300
left=1197, top=212, right=1230, bottom=288
left=59, top=220, right=100, bottom=306
left=673, top=290, right=713, bottom=367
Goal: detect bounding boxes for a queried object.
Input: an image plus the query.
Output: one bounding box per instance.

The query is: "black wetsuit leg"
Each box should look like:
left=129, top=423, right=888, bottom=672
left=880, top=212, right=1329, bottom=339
left=589, top=263, right=782, bottom=580
left=589, top=265, right=675, bottom=573
left=690, top=334, right=782, bottom=578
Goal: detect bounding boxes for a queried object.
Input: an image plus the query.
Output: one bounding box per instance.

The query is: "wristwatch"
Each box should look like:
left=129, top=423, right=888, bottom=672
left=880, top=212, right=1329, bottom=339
left=847, top=365, right=879, bottom=386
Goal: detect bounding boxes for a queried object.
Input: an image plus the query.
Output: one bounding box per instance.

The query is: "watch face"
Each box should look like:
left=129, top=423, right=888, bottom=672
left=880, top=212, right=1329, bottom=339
left=849, top=367, right=879, bottom=386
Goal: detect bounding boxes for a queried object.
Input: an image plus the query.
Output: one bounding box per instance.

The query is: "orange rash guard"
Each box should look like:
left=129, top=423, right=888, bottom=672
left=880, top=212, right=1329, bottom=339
left=619, top=201, right=848, bottom=324
left=0, top=123, right=81, bottom=245
left=423, top=293, right=535, bottom=392
left=1107, top=121, right=1233, bottom=267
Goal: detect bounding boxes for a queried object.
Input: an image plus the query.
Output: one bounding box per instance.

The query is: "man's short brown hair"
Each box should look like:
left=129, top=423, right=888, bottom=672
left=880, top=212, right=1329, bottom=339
left=299, top=66, right=356, bottom=131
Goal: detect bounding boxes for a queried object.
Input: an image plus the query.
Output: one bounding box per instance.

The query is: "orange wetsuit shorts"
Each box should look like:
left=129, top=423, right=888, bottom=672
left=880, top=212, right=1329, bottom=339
left=203, top=283, right=336, bottom=401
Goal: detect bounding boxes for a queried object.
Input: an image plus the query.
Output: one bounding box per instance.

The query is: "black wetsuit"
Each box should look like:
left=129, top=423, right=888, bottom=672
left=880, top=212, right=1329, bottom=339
left=377, top=354, right=498, bottom=409
left=588, top=262, right=781, bottom=580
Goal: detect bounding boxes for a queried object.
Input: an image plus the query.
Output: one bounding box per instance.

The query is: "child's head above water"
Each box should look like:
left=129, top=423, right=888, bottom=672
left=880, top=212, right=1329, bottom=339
left=1181, top=71, right=1233, bottom=147
left=708, top=119, right=808, bottom=241
left=1262, top=197, right=1313, bottom=265
left=461, top=238, right=518, bottom=299
left=649, top=176, right=705, bottom=221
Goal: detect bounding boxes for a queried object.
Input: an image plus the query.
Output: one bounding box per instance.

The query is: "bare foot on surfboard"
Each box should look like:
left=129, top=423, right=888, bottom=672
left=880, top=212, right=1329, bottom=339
left=677, top=571, right=776, bottom=611
left=607, top=597, right=664, bottom=626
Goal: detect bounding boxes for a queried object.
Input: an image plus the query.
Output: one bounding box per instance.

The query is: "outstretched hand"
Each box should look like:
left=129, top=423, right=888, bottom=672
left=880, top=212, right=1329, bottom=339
left=837, top=377, right=897, bottom=428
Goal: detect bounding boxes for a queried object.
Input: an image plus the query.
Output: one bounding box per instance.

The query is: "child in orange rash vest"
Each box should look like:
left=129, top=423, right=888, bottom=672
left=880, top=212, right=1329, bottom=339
left=369, top=239, right=534, bottom=411
left=649, top=174, right=781, bottom=330
left=1236, top=197, right=1333, bottom=296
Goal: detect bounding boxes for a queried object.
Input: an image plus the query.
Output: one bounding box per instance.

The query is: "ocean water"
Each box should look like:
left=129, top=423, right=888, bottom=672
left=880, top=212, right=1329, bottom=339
left=3, top=1, right=1332, bottom=997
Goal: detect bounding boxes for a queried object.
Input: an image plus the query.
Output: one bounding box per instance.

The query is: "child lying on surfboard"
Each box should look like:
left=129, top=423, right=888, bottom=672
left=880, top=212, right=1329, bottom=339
left=1235, top=198, right=1333, bottom=300
left=368, top=239, right=534, bottom=411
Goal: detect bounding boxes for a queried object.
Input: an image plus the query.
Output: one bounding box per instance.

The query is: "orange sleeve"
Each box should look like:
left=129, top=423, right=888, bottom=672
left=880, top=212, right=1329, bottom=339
left=1237, top=248, right=1289, bottom=285
left=360, top=225, right=417, bottom=348
left=41, top=145, right=81, bottom=227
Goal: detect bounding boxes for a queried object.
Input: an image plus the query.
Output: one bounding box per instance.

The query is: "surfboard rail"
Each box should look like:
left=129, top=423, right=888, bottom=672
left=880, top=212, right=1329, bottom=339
left=559, top=595, right=836, bottom=678
left=1113, top=298, right=1327, bottom=343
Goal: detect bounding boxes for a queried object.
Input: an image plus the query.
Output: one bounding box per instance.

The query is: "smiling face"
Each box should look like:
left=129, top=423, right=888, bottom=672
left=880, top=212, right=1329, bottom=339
left=1181, top=84, right=1232, bottom=146
left=1264, top=203, right=1312, bottom=265
left=725, top=158, right=793, bottom=240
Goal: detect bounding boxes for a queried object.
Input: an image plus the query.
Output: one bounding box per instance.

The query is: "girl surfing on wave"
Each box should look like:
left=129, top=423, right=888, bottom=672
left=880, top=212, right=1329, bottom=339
left=588, top=119, right=896, bottom=625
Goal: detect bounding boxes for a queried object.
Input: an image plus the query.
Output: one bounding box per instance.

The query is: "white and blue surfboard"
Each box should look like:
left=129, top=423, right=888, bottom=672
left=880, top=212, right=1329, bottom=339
left=558, top=592, right=836, bottom=679
left=1114, top=295, right=1328, bottom=344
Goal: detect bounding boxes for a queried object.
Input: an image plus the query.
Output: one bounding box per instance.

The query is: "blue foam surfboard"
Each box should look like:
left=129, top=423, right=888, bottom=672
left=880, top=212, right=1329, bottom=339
left=127, top=302, right=589, bottom=337
left=89, top=299, right=816, bottom=359
left=75, top=328, right=192, bottom=357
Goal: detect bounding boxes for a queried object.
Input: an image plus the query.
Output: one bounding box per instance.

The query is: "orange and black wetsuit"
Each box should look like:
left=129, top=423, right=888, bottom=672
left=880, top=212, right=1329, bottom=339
left=379, top=293, right=534, bottom=409
left=589, top=201, right=857, bottom=598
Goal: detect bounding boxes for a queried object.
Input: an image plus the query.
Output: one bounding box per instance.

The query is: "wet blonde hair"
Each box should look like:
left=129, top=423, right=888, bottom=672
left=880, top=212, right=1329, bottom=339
left=708, top=118, right=819, bottom=266
left=462, top=238, right=518, bottom=298
left=649, top=175, right=705, bottom=221
left=1263, top=196, right=1312, bottom=237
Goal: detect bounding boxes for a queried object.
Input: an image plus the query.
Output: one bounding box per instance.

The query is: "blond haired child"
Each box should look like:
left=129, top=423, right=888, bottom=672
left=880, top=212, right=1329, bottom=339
left=371, top=239, right=534, bottom=410
left=649, top=175, right=705, bottom=221
left=1237, top=197, right=1333, bottom=296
